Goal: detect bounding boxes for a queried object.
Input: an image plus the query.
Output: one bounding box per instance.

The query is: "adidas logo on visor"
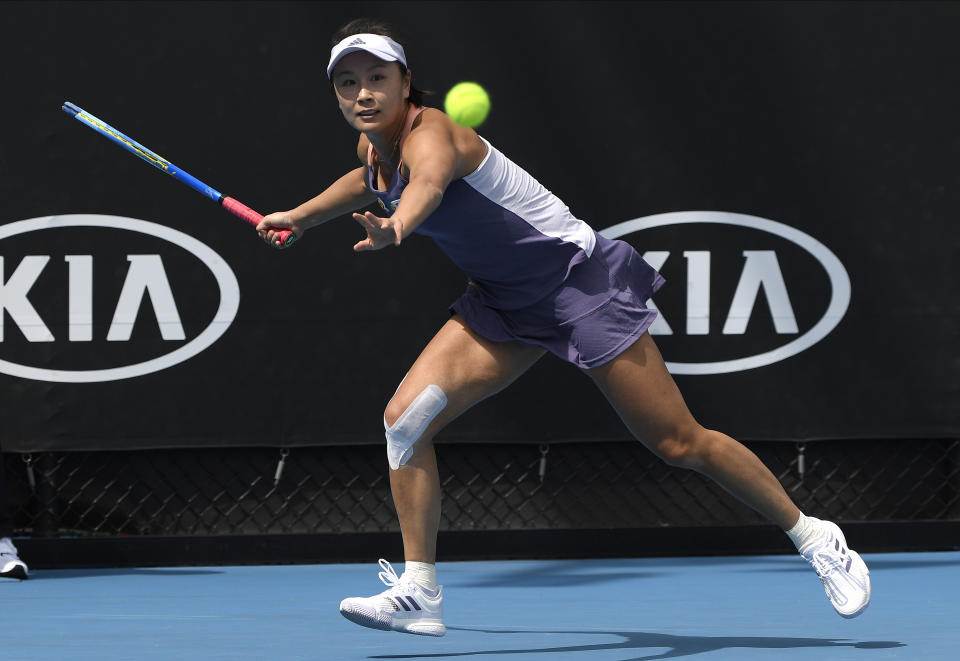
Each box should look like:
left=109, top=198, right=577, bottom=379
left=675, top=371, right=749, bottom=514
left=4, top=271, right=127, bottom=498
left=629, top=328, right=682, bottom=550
left=348, top=38, right=366, bottom=46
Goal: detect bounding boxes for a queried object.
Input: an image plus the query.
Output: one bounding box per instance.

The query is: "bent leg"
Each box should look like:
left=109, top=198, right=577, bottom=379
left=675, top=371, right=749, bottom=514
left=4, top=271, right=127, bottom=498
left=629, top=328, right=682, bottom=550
left=586, top=332, right=800, bottom=530
left=385, top=314, right=544, bottom=563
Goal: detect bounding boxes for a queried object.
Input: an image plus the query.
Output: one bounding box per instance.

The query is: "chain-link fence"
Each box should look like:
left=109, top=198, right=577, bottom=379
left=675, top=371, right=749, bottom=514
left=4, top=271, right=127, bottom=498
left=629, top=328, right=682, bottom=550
left=4, top=438, right=958, bottom=539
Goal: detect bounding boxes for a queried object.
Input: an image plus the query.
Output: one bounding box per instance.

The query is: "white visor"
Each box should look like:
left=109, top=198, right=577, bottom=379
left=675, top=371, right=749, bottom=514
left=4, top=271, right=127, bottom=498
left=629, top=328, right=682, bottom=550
left=327, top=33, right=407, bottom=79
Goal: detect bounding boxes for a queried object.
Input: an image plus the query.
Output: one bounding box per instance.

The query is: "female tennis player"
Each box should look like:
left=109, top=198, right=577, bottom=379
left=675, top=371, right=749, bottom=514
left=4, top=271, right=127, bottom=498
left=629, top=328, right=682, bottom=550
left=258, top=18, right=871, bottom=636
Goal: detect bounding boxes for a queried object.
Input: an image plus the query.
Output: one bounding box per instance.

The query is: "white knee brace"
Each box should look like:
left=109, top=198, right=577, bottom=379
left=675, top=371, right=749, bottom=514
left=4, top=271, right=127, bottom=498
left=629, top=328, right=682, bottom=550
left=385, top=384, right=448, bottom=470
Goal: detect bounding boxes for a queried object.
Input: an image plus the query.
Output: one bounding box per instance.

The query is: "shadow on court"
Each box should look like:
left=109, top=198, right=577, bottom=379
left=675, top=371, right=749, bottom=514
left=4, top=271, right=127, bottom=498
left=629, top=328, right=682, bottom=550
left=751, top=556, right=960, bottom=573
left=25, top=568, right=225, bottom=580
left=452, top=557, right=814, bottom=588
left=453, top=559, right=679, bottom=588
left=455, top=570, right=662, bottom=587
left=372, top=627, right=905, bottom=660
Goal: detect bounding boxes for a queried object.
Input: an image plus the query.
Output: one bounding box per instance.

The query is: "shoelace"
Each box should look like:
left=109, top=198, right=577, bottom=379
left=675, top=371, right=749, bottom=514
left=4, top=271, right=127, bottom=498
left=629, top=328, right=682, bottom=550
left=808, top=535, right=852, bottom=582
left=374, top=559, right=421, bottom=613
left=811, top=550, right=846, bottom=581
left=377, top=558, right=404, bottom=588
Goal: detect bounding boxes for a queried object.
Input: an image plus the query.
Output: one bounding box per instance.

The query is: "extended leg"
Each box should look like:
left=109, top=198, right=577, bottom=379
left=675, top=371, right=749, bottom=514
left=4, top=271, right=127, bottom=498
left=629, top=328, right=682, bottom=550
left=587, top=332, right=799, bottom=528
left=587, top=332, right=869, bottom=617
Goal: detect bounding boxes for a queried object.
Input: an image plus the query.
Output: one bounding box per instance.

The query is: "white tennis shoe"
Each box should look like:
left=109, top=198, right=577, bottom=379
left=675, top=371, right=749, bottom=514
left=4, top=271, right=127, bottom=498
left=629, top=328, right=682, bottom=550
left=800, top=520, right=870, bottom=618
left=0, top=537, right=28, bottom=580
left=339, top=559, right=445, bottom=636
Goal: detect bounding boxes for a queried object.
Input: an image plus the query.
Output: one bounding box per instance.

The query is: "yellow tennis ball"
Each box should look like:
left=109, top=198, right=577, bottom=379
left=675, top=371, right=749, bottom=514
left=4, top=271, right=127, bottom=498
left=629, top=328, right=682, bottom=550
left=444, top=82, right=490, bottom=128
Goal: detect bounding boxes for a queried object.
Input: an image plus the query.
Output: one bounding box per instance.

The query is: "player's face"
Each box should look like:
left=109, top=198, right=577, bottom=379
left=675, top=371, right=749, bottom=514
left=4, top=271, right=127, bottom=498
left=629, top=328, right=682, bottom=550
left=332, top=52, right=411, bottom=132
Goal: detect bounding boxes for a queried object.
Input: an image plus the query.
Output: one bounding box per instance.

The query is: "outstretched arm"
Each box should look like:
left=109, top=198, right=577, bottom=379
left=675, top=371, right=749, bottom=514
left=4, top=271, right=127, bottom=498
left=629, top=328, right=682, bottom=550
left=258, top=166, right=376, bottom=248
left=352, top=114, right=460, bottom=251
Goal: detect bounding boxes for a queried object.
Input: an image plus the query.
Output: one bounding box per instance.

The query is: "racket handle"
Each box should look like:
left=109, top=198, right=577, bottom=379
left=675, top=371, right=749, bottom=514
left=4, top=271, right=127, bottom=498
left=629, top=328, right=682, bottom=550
left=221, top=196, right=295, bottom=246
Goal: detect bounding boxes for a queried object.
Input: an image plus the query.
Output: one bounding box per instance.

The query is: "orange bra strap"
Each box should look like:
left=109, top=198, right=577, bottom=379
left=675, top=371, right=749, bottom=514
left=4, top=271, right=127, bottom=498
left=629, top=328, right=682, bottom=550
left=367, top=105, right=425, bottom=176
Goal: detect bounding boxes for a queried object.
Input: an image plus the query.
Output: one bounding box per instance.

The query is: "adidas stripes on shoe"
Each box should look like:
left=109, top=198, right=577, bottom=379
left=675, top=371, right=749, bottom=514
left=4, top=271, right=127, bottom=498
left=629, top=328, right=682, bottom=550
left=800, top=520, right=870, bottom=618
left=339, top=559, right=445, bottom=636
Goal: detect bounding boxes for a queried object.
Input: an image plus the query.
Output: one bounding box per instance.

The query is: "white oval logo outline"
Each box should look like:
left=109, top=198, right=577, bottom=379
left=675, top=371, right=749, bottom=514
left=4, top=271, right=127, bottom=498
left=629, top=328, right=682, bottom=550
left=0, top=214, right=240, bottom=383
left=600, top=211, right=851, bottom=375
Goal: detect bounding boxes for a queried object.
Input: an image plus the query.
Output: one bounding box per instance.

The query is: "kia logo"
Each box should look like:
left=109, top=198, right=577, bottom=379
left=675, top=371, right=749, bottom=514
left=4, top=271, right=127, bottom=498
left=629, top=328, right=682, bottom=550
left=0, top=215, right=240, bottom=383
left=601, top=211, right=851, bottom=374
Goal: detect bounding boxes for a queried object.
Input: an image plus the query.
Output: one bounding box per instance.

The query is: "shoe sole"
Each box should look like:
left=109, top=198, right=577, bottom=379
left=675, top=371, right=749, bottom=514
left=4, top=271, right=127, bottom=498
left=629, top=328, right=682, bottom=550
left=822, top=522, right=871, bottom=619
left=402, top=621, right=446, bottom=637
left=837, top=549, right=870, bottom=619
left=340, top=603, right=393, bottom=632
left=0, top=564, right=28, bottom=580
left=339, top=603, right=445, bottom=636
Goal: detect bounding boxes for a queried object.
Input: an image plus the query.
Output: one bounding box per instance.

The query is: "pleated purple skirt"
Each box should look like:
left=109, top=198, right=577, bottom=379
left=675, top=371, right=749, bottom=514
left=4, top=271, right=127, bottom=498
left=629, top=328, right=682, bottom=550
left=451, top=233, right=665, bottom=369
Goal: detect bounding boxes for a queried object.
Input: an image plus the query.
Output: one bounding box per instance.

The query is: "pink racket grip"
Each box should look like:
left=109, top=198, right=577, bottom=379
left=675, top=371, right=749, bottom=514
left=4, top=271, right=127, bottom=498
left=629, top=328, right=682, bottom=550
left=221, top=196, right=295, bottom=247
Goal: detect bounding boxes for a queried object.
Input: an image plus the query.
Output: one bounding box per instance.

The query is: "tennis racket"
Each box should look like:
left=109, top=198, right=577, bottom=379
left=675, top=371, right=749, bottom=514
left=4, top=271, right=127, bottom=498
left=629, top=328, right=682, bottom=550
left=61, top=101, right=294, bottom=247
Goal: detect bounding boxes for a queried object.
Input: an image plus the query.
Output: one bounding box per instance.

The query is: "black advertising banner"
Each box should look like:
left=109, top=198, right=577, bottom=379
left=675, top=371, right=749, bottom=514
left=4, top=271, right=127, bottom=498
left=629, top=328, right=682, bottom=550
left=0, top=2, right=957, bottom=451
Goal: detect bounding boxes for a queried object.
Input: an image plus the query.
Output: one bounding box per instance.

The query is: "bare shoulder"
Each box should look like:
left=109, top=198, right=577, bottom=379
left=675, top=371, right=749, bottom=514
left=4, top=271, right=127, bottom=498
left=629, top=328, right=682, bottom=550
left=356, top=133, right=371, bottom=165
left=407, top=107, right=453, bottom=140
left=407, top=108, right=487, bottom=178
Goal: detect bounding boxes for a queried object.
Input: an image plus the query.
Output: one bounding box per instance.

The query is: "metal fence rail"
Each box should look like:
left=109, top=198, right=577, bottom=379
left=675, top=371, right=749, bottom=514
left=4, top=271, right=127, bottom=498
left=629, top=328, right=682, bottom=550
left=4, top=439, right=958, bottom=539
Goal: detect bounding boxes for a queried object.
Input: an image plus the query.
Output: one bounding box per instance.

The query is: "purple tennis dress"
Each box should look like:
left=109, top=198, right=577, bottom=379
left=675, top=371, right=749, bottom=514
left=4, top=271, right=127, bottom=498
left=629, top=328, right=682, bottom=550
left=367, top=113, right=664, bottom=369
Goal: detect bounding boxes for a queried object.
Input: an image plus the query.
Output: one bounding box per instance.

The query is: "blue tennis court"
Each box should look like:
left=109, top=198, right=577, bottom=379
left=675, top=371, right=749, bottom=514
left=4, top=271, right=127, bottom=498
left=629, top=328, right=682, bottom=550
left=2, top=551, right=956, bottom=660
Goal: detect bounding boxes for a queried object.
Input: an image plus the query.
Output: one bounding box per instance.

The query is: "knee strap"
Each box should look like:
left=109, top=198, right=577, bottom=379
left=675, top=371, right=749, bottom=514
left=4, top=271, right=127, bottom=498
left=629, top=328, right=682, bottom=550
left=385, top=384, right=448, bottom=470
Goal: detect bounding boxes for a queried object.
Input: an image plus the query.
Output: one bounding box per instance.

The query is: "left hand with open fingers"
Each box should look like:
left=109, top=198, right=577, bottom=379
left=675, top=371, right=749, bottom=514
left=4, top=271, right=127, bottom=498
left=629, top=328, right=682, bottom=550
left=352, top=211, right=403, bottom=252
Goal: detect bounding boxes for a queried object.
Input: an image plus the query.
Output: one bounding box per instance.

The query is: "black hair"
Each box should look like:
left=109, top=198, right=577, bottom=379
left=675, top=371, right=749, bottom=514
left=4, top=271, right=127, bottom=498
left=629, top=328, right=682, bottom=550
left=330, top=18, right=429, bottom=106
